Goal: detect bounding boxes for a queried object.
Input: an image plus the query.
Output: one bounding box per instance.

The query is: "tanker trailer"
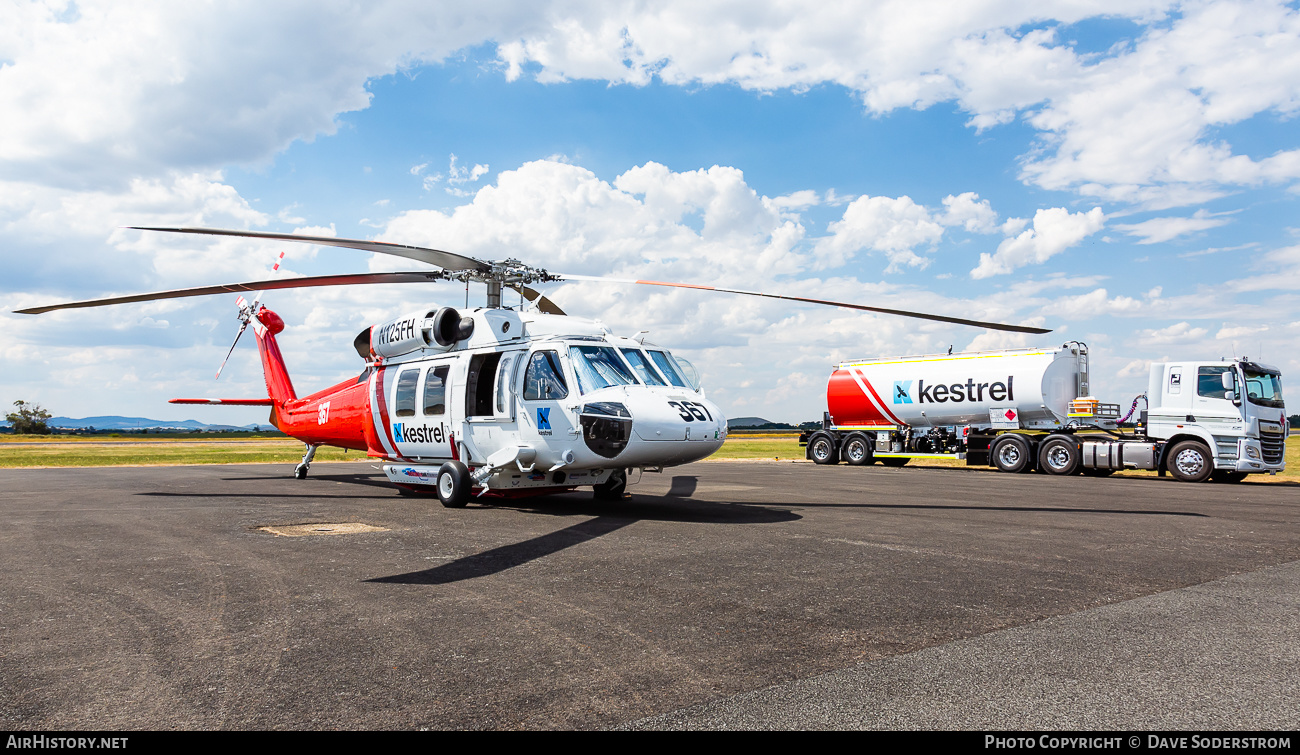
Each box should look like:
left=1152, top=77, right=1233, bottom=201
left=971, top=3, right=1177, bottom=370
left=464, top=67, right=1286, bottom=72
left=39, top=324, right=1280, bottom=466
left=798, top=342, right=1286, bottom=483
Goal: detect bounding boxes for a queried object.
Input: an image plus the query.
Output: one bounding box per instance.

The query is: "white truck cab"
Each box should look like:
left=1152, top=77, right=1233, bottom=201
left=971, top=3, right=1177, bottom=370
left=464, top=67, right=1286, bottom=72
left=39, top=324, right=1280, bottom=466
left=1147, top=360, right=1287, bottom=477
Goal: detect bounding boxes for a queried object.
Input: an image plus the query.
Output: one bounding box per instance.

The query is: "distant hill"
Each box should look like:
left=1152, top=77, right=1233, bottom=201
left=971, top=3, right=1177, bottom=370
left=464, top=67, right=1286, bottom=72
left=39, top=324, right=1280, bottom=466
left=727, top=416, right=773, bottom=428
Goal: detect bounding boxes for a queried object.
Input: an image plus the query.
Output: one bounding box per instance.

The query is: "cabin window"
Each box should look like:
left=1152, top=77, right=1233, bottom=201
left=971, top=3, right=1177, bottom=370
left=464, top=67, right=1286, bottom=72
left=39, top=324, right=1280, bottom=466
left=568, top=345, right=636, bottom=394
left=620, top=348, right=667, bottom=386
left=465, top=352, right=503, bottom=417
left=423, top=365, right=449, bottom=416
left=523, top=350, right=568, bottom=400
left=394, top=368, right=420, bottom=417
left=1197, top=366, right=1233, bottom=399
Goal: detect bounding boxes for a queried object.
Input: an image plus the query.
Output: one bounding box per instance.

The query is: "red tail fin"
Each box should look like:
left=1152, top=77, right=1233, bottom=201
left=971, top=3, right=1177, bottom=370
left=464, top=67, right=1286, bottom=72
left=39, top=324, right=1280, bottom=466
left=253, top=308, right=297, bottom=406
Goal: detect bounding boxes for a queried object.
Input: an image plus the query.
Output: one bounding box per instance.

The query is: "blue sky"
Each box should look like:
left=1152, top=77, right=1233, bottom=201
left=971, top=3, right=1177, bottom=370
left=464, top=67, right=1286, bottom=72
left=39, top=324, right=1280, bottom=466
left=3, top=1, right=1299, bottom=424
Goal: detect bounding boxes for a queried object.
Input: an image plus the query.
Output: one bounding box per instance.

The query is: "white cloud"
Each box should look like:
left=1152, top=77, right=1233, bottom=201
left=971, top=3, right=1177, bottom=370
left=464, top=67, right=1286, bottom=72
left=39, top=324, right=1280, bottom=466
left=4, top=1, right=1297, bottom=212
left=1133, top=321, right=1210, bottom=346
left=971, top=207, right=1105, bottom=278
left=939, top=192, right=998, bottom=233
left=816, top=195, right=944, bottom=271
left=1216, top=323, right=1268, bottom=339
left=1113, top=208, right=1232, bottom=244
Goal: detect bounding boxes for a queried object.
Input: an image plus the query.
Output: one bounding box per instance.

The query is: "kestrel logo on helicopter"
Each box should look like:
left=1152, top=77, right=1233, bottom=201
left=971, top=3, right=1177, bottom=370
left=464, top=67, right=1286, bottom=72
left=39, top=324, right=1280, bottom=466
left=392, top=422, right=447, bottom=444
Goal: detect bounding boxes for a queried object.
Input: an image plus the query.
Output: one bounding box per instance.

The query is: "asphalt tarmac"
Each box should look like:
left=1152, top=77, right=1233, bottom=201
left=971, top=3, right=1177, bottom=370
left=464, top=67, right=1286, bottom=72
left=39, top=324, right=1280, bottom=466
left=0, top=460, right=1296, bottom=730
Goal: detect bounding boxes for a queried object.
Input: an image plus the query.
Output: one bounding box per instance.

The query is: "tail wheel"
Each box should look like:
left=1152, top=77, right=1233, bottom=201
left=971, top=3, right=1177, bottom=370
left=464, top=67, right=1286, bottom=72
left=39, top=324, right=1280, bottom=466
left=991, top=435, right=1032, bottom=473
left=1039, top=435, right=1081, bottom=476
left=594, top=469, right=628, bottom=501
left=436, top=461, right=472, bottom=508
left=879, top=457, right=909, bottom=468
left=1168, top=441, right=1213, bottom=483
left=808, top=433, right=839, bottom=465
left=842, top=434, right=874, bottom=466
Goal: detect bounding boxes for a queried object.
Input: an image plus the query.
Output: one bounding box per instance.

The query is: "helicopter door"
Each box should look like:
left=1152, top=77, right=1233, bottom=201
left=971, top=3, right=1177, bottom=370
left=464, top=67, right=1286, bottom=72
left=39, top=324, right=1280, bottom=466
left=463, top=351, right=524, bottom=463
left=518, top=348, right=577, bottom=459
left=388, top=362, right=454, bottom=460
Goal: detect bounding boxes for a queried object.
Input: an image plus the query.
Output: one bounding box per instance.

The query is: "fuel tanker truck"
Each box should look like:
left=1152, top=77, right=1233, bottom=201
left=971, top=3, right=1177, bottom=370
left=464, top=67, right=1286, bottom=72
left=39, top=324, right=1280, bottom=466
left=798, top=342, right=1286, bottom=482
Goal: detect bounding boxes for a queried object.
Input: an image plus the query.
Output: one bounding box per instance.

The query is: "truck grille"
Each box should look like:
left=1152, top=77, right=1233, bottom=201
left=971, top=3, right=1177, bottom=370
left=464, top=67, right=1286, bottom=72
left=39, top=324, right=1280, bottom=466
left=1260, top=424, right=1285, bottom=465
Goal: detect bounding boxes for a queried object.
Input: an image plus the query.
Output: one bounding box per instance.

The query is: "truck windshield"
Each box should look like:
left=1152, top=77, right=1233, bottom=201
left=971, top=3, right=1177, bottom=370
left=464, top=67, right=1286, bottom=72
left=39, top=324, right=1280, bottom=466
left=1243, top=369, right=1284, bottom=408
left=569, top=345, right=636, bottom=394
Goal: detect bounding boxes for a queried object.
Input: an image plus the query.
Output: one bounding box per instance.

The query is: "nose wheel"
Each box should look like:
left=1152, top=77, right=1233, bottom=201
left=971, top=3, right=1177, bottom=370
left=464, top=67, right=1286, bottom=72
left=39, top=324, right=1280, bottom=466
left=295, top=444, right=318, bottom=479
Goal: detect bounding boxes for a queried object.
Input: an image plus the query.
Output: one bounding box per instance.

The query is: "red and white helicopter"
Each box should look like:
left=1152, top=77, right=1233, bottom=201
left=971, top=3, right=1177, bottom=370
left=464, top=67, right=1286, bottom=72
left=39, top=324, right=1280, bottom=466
left=17, top=227, right=1048, bottom=506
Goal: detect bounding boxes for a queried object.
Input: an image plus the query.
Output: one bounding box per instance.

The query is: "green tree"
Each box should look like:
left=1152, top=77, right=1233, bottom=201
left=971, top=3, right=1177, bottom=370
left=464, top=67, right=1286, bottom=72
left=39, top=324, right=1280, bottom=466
left=5, top=400, right=52, bottom=435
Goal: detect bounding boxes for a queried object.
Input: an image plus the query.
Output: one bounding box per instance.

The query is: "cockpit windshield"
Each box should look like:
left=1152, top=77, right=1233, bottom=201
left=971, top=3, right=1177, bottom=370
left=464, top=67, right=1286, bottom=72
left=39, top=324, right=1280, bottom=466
left=647, top=349, right=690, bottom=389
left=1243, top=369, right=1284, bottom=408
left=619, top=348, right=667, bottom=386
left=569, top=345, right=637, bottom=394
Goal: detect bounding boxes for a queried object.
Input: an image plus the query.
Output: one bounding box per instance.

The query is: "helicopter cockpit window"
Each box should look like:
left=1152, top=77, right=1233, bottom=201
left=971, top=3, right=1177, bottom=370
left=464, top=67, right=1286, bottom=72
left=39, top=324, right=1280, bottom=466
left=523, top=350, right=568, bottom=401
left=647, top=350, right=689, bottom=389
left=569, top=345, right=637, bottom=394
left=394, top=368, right=420, bottom=417
left=423, top=365, right=449, bottom=416
left=619, top=348, right=667, bottom=386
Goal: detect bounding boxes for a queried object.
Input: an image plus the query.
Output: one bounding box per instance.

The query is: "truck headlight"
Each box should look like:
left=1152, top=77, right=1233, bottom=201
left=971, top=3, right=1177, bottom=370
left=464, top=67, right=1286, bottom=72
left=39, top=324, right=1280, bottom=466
left=1245, top=445, right=1260, bottom=460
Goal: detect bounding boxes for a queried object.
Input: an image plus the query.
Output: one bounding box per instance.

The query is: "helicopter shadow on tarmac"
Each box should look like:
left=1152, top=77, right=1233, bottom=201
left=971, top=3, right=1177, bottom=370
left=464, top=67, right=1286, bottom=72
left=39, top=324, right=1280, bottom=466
left=365, top=475, right=799, bottom=586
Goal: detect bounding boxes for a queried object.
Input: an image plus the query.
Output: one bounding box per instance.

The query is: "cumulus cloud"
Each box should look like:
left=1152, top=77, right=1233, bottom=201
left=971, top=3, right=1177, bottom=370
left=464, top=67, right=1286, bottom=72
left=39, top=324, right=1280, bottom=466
left=939, top=192, right=999, bottom=233
left=971, top=207, right=1105, bottom=278
left=816, top=195, right=945, bottom=271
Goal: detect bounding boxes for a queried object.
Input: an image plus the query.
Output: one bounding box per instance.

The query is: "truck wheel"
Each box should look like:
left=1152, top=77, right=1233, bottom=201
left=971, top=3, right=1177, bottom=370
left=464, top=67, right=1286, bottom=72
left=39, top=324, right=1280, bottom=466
left=1039, top=435, right=1082, bottom=475
left=880, top=457, right=909, bottom=468
left=1211, top=470, right=1247, bottom=484
left=841, top=434, right=874, bottom=466
left=436, top=461, right=472, bottom=508
left=991, top=435, right=1032, bottom=473
left=593, top=469, right=628, bottom=500
left=808, top=432, right=839, bottom=465
left=1168, top=441, right=1213, bottom=483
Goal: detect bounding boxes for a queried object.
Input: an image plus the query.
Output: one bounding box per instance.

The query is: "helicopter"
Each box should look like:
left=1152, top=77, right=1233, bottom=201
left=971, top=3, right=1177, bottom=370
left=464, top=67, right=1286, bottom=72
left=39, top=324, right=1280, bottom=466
left=16, top=226, right=1050, bottom=507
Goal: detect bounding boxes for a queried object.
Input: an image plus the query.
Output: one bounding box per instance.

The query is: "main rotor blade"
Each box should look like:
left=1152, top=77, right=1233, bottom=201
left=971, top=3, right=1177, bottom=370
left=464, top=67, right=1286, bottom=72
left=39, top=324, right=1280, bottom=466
left=556, top=275, right=1052, bottom=334
left=128, top=226, right=491, bottom=273
left=14, top=271, right=446, bottom=314
left=508, top=284, right=566, bottom=316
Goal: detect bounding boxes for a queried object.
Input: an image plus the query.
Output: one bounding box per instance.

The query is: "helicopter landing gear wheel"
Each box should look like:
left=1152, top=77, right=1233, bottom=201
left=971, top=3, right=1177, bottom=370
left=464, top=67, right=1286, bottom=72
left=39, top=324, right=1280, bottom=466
left=436, top=461, right=471, bottom=508
left=294, top=444, right=318, bottom=479
left=841, top=433, right=874, bottom=466
left=593, top=469, right=628, bottom=501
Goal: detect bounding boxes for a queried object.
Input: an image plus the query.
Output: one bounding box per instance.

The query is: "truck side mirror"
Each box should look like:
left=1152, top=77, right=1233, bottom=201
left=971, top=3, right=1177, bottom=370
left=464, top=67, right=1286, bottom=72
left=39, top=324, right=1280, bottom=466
left=1221, top=372, right=1234, bottom=390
